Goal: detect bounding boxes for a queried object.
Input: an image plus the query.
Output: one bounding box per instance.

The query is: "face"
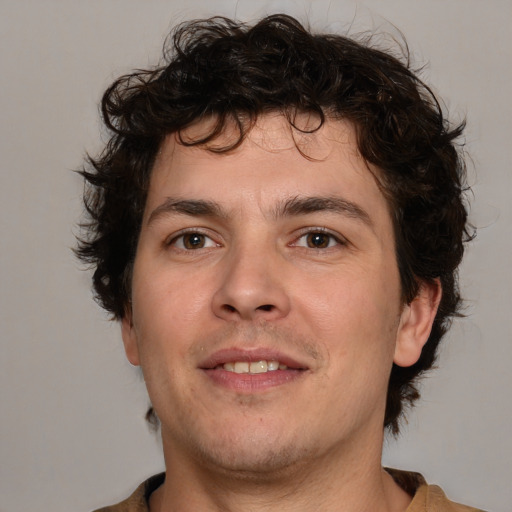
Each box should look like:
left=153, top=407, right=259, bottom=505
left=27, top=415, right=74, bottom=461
left=122, top=115, right=437, bottom=477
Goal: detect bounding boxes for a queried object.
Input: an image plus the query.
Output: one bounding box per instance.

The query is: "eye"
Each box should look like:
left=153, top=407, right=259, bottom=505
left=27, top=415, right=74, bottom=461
left=293, top=231, right=344, bottom=249
left=169, top=232, right=218, bottom=250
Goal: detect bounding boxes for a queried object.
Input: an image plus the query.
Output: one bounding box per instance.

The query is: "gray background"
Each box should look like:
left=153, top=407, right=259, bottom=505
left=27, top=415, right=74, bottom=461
left=1, top=1, right=510, bottom=511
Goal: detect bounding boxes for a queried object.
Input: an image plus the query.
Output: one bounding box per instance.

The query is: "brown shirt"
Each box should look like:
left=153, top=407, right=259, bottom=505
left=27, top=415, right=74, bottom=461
left=93, top=470, right=485, bottom=512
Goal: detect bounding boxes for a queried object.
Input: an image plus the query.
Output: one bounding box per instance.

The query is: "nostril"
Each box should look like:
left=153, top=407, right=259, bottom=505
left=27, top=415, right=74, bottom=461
left=222, top=304, right=237, bottom=313
left=257, top=304, right=274, bottom=312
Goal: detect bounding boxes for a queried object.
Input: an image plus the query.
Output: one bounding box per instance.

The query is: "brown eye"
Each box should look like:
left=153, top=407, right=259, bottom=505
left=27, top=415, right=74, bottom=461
left=182, top=233, right=206, bottom=249
left=170, top=232, right=217, bottom=250
left=306, top=232, right=331, bottom=248
left=292, top=230, right=343, bottom=250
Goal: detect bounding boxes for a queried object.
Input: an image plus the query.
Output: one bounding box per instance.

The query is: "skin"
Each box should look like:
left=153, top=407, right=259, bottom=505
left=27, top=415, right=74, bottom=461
left=122, top=115, right=441, bottom=512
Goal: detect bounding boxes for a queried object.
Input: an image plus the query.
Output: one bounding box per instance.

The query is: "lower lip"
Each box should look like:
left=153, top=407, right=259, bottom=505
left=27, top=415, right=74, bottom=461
left=202, top=368, right=305, bottom=392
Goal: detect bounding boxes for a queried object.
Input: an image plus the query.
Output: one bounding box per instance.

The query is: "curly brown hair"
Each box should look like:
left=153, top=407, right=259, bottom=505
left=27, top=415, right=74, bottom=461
left=76, top=14, right=472, bottom=434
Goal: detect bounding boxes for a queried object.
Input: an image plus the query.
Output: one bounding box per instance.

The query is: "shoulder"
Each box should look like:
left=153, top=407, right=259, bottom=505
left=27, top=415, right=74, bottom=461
left=386, top=468, right=487, bottom=512
left=415, top=484, right=487, bottom=512
left=92, top=473, right=165, bottom=512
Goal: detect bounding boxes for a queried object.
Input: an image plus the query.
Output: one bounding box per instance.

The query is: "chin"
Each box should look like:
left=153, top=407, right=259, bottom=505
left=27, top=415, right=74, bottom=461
left=187, top=425, right=311, bottom=479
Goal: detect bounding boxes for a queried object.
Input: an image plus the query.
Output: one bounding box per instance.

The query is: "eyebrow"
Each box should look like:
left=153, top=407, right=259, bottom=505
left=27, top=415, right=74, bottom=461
left=147, top=198, right=225, bottom=225
left=147, top=195, right=372, bottom=227
left=274, top=196, right=372, bottom=226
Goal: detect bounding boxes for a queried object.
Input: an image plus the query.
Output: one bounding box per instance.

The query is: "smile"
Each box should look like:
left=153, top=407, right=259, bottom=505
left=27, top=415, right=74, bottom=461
left=218, top=360, right=288, bottom=374
left=201, top=350, right=307, bottom=392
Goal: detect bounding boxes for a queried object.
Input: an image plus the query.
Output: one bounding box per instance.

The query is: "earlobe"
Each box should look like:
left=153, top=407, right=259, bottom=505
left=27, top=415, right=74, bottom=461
left=121, top=310, right=141, bottom=366
left=393, top=279, right=442, bottom=368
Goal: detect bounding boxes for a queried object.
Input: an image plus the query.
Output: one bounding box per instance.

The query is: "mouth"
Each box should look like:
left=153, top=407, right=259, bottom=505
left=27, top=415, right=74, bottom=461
left=217, top=360, right=289, bottom=374
left=199, top=349, right=308, bottom=392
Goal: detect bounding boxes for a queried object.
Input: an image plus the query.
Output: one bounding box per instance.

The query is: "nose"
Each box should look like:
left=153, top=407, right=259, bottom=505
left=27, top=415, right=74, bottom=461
left=211, top=245, right=291, bottom=322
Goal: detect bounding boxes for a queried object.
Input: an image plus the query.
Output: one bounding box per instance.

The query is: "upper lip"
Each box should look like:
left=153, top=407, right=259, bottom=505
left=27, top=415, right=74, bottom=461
left=199, top=348, right=308, bottom=370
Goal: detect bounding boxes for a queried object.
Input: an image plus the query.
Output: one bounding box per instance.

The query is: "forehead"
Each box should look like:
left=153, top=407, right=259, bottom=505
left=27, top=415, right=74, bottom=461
left=145, top=114, right=390, bottom=226
left=170, top=112, right=360, bottom=161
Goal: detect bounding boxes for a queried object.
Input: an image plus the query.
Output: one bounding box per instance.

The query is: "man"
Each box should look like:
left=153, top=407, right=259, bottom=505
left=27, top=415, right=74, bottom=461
left=77, top=14, right=482, bottom=512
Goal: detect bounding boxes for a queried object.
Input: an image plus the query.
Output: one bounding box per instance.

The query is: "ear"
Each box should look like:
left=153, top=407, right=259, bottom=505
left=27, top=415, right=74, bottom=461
left=394, top=279, right=442, bottom=368
left=121, top=309, right=141, bottom=366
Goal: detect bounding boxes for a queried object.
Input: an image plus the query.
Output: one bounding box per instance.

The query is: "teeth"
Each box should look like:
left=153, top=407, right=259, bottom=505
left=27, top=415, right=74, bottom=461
left=222, top=360, right=287, bottom=374
left=234, top=362, right=249, bottom=373
left=250, top=361, right=267, bottom=373
left=267, top=361, right=279, bottom=371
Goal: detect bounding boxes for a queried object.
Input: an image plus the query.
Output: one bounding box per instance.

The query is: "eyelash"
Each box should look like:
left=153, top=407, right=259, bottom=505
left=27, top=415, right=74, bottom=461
left=165, top=227, right=346, bottom=252
left=166, top=230, right=219, bottom=251
left=291, top=228, right=346, bottom=250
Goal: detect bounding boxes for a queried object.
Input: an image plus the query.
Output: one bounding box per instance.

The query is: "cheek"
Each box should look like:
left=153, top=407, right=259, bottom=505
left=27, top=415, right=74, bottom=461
left=133, top=263, right=212, bottom=330
left=129, top=264, right=221, bottom=395
left=296, top=269, right=401, bottom=360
